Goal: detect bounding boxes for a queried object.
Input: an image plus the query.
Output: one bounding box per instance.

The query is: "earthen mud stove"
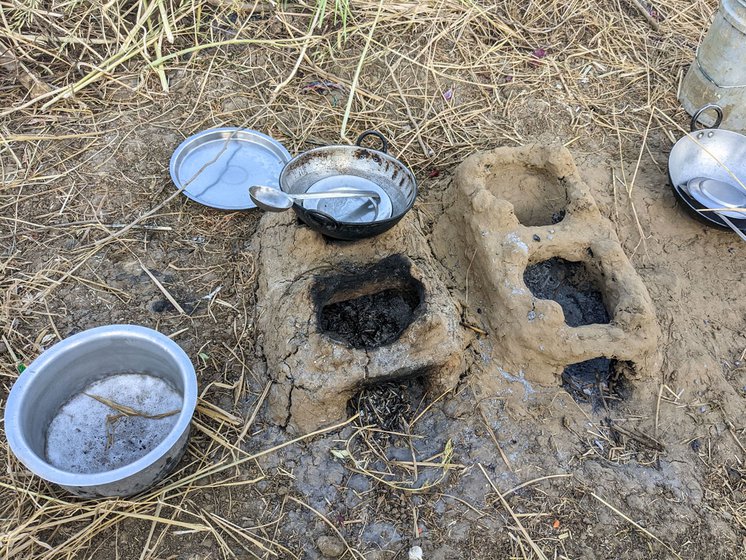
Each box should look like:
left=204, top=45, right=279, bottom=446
left=255, top=144, right=661, bottom=433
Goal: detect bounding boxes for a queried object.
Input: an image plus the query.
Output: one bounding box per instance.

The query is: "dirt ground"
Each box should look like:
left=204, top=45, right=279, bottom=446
left=1, top=1, right=745, bottom=559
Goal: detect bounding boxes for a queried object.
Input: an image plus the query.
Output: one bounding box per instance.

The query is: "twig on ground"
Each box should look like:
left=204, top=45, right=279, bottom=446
left=478, top=464, right=548, bottom=560
left=591, top=492, right=682, bottom=559
left=139, top=260, right=186, bottom=315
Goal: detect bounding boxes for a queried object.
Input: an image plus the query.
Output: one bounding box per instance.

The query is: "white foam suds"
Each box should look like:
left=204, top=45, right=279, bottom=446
left=45, top=373, right=183, bottom=474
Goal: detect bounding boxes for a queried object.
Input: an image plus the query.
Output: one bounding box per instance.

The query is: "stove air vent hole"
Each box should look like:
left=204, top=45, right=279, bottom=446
left=347, top=373, right=429, bottom=435
left=314, top=255, right=425, bottom=349
left=562, top=358, right=633, bottom=410
left=523, top=257, right=610, bottom=327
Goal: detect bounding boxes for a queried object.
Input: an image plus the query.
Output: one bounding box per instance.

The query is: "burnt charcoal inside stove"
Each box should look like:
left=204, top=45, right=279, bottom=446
left=348, top=373, right=429, bottom=435
left=562, top=358, right=632, bottom=410
left=523, top=257, right=610, bottom=327
left=314, top=255, right=424, bottom=348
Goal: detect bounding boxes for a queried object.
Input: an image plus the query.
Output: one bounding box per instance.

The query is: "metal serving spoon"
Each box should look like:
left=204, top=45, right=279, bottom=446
left=249, top=185, right=380, bottom=212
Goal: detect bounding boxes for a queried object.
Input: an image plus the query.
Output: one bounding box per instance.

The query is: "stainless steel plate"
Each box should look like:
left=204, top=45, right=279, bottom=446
left=301, top=175, right=393, bottom=223
left=169, top=128, right=291, bottom=210
left=685, top=177, right=746, bottom=219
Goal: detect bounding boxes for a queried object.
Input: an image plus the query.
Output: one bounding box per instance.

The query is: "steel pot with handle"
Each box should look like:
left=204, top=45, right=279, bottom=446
left=277, top=131, right=418, bottom=240
left=669, top=104, right=746, bottom=237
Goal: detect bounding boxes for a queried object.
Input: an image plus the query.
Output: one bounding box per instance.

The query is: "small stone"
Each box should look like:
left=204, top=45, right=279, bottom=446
left=625, top=493, right=645, bottom=511
left=201, top=502, right=215, bottom=513
left=222, top=96, right=250, bottom=113
left=317, top=535, right=345, bottom=558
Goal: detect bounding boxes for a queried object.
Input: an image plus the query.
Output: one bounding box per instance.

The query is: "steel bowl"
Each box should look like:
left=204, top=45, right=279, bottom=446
left=4, top=325, right=197, bottom=498
left=279, top=131, right=418, bottom=240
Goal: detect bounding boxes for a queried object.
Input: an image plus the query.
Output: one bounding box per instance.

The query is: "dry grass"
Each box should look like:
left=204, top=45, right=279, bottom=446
left=1, top=0, right=742, bottom=558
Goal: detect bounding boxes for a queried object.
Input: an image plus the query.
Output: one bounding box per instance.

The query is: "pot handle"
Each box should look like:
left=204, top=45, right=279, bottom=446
left=305, top=209, right=342, bottom=230
left=355, top=130, right=388, bottom=153
left=690, top=104, right=723, bottom=132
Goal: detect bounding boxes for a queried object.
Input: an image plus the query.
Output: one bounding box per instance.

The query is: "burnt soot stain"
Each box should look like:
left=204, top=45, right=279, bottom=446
left=523, top=257, right=610, bottom=327
left=562, top=359, right=633, bottom=410
left=313, top=255, right=424, bottom=349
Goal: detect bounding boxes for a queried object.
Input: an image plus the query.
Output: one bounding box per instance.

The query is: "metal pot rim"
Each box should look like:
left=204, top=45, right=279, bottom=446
left=4, top=325, right=197, bottom=488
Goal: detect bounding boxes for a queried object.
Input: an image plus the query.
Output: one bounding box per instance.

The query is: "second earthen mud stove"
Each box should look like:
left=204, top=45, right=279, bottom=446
left=432, top=144, right=661, bottom=396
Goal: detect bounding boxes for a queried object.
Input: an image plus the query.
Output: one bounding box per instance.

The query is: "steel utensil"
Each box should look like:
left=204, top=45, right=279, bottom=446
left=684, top=177, right=746, bottom=219
left=4, top=325, right=197, bottom=498
left=169, top=128, right=291, bottom=210
left=249, top=185, right=380, bottom=212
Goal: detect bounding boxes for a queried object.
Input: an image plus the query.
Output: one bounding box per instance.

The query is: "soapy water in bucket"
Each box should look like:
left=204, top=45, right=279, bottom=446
left=45, top=373, right=183, bottom=474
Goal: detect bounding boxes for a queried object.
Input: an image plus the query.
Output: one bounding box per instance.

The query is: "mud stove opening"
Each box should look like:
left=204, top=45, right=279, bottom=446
left=523, top=256, right=610, bottom=327
left=481, top=162, right=568, bottom=226
left=313, top=255, right=425, bottom=349
left=562, top=359, right=633, bottom=409
left=347, top=369, right=430, bottom=433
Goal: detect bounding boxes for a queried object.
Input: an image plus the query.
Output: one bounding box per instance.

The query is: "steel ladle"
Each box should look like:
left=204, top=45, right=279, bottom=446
left=249, top=185, right=380, bottom=212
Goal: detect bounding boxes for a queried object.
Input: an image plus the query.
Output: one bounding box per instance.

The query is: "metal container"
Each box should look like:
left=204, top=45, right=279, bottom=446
left=668, top=105, right=746, bottom=235
left=279, top=131, right=418, bottom=240
left=4, top=325, right=197, bottom=498
left=679, top=0, right=746, bottom=132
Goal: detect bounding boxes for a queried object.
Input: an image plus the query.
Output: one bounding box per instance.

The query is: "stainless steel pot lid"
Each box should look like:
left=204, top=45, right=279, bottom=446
left=169, top=128, right=291, bottom=210
left=685, top=177, right=746, bottom=219
left=301, top=175, right=393, bottom=223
